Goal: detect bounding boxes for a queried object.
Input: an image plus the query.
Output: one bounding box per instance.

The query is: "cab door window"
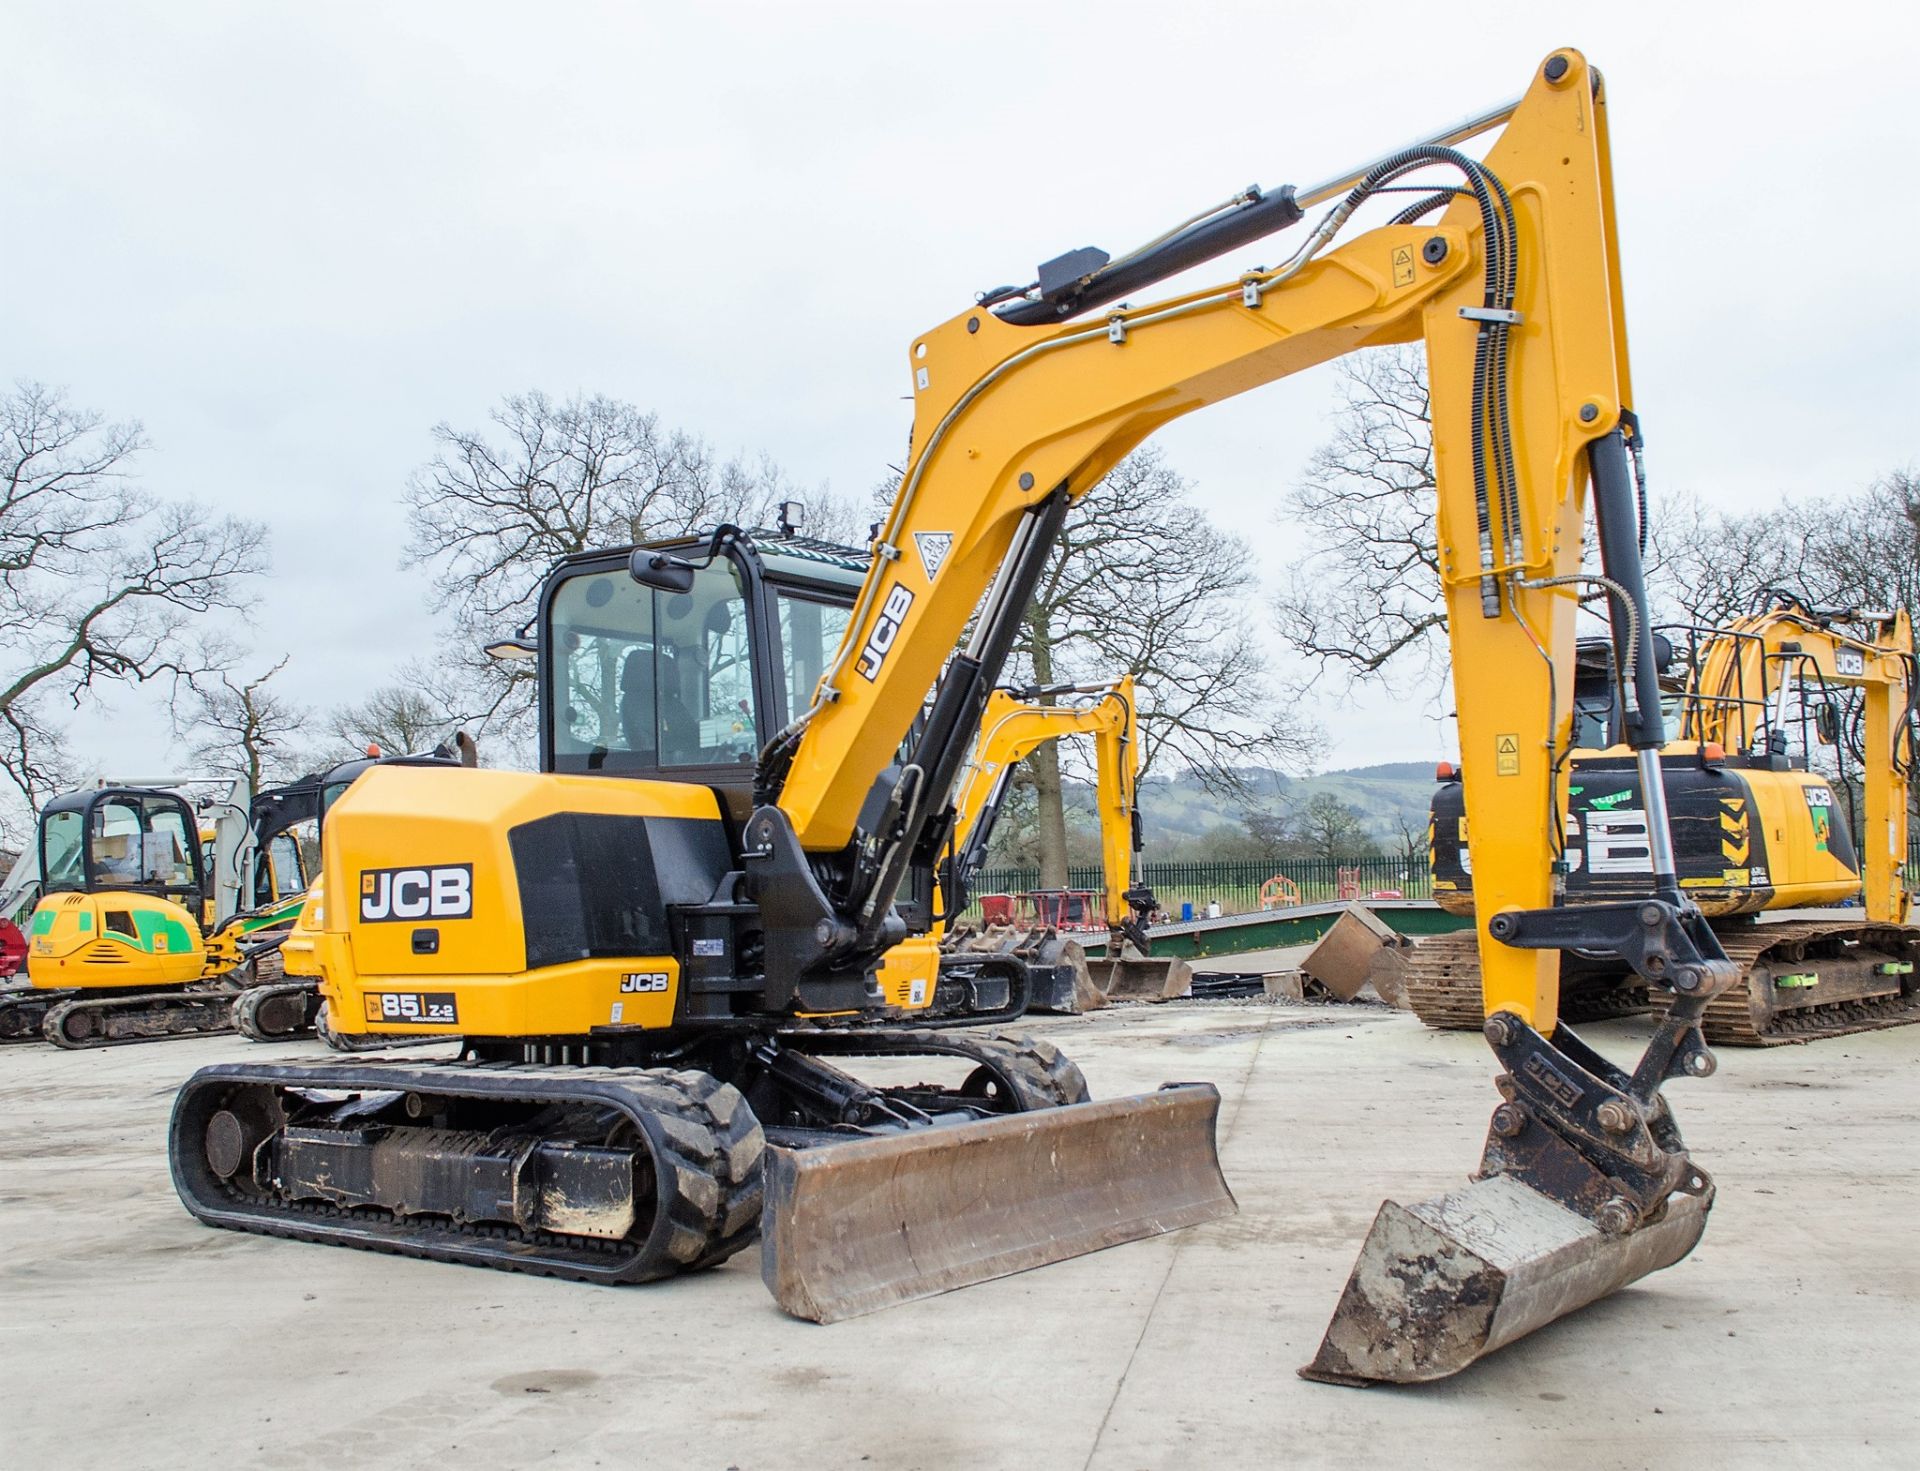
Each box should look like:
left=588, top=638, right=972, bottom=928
left=549, top=560, right=759, bottom=771
left=776, top=591, right=852, bottom=726
left=41, top=810, right=87, bottom=892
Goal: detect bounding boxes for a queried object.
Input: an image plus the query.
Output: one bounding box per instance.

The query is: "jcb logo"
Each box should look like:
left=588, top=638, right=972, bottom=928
left=856, top=584, right=915, bottom=681
left=359, top=865, right=474, bottom=923
left=619, top=972, right=670, bottom=993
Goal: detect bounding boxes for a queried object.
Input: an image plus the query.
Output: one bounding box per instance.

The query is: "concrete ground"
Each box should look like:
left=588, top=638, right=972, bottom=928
left=3, top=1002, right=1915, bottom=1470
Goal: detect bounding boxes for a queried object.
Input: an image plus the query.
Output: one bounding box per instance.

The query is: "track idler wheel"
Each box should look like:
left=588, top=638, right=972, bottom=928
left=44, top=1001, right=100, bottom=1047
left=233, top=983, right=318, bottom=1042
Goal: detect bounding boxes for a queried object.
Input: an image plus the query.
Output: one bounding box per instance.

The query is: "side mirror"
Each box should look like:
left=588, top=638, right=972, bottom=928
left=483, top=637, right=537, bottom=663
left=629, top=550, right=696, bottom=593
left=1815, top=702, right=1840, bottom=746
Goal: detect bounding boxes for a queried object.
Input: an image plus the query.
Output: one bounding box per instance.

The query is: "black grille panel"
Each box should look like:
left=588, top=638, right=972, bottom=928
left=508, top=814, right=665, bottom=971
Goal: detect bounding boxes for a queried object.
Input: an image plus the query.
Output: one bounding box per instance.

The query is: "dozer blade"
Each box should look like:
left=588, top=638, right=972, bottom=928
left=1301, top=1175, right=1710, bottom=1385
left=1088, top=952, right=1193, bottom=1003
left=762, top=1083, right=1234, bottom=1322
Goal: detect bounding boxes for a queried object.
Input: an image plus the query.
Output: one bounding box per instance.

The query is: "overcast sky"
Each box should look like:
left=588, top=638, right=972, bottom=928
left=8, top=1, right=1917, bottom=789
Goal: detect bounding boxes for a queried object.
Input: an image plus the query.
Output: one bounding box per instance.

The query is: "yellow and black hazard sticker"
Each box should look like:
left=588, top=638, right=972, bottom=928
left=1718, top=797, right=1750, bottom=866
left=1392, top=244, right=1415, bottom=287
left=1495, top=733, right=1520, bottom=776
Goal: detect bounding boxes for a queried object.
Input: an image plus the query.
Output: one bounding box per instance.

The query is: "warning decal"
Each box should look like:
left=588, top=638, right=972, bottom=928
left=1495, top=733, right=1520, bottom=776
left=913, top=531, right=953, bottom=581
left=1392, top=245, right=1415, bottom=287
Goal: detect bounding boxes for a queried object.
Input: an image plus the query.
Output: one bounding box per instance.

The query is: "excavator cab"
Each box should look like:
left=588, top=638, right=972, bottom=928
left=40, top=787, right=207, bottom=910
left=541, top=529, right=866, bottom=816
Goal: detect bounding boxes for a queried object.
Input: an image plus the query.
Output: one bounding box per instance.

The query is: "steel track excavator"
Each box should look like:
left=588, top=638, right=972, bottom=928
left=1413, top=594, right=1919, bottom=1042
left=174, top=51, right=1740, bottom=1380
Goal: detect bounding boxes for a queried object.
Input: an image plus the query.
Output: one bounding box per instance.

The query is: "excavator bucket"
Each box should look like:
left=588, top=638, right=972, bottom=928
left=1301, top=1175, right=1711, bottom=1384
left=1088, top=950, right=1193, bottom=1003
left=761, top=1083, right=1234, bottom=1322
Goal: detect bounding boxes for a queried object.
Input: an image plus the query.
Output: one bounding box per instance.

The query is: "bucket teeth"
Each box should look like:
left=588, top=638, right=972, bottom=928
left=1301, top=1175, right=1710, bottom=1385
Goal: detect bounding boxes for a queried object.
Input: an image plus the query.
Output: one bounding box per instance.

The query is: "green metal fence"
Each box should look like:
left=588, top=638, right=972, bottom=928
left=967, top=854, right=1430, bottom=921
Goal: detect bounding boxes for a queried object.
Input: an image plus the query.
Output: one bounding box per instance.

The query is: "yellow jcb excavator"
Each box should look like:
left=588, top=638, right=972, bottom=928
left=173, top=51, right=1740, bottom=1382
left=7, top=782, right=300, bottom=1048
left=919, top=675, right=1190, bottom=1009
left=1416, top=594, right=1919, bottom=1041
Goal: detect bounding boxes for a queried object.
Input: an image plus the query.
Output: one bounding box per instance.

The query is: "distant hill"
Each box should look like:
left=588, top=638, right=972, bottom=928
left=1322, top=761, right=1434, bottom=782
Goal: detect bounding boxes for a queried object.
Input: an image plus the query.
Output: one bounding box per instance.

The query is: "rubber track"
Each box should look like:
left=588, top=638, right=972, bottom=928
left=785, top=1027, right=1091, bottom=1110
left=0, top=991, right=63, bottom=1043
left=1400, top=931, right=1651, bottom=1032
left=43, top=986, right=238, bottom=1049
left=232, top=981, right=318, bottom=1041
left=1653, top=921, right=1920, bottom=1046
left=204, top=1063, right=764, bottom=1282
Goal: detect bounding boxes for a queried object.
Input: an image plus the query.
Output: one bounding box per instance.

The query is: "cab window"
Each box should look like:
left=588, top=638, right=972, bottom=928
left=41, top=810, right=87, bottom=892
left=777, top=592, right=852, bottom=725
left=253, top=830, right=309, bottom=905
left=87, top=795, right=197, bottom=892
left=549, top=560, right=760, bottom=772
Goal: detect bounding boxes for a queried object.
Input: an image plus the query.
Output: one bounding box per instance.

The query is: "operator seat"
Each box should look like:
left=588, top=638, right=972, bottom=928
left=619, top=647, right=700, bottom=764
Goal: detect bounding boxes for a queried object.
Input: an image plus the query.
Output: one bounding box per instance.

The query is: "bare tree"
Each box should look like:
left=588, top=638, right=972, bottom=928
left=326, top=661, right=474, bottom=761
left=1297, top=792, right=1376, bottom=862
left=405, top=391, right=852, bottom=751
left=1801, top=469, right=1920, bottom=620
left=1238, top=805, right=1296, bottom=864
left=1647, top=492, right=1811, bottom=632
left=1271, top=348, right=1447, bottom=687
left=184, top=657, right=310, bottom=795
left=1391, top=810, right=1428, bottom=870
left=1010, top=447, right=1319, bottom=885
left=0, top=382, right=266, bottom=834
left=1268, top=350, right=1889, bottom=685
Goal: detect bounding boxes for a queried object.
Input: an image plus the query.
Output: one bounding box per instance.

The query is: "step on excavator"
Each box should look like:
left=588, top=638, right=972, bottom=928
left=176, top=50, right=1736, bottom=1380
left=925, top=675, right=1191, bottom=1009
left=1414, top=595, right=1919, bottom=1042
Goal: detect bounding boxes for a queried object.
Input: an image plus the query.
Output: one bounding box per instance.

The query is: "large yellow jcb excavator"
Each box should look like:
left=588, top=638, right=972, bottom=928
left=172, top=51, right=1739, bottom=1382
left=1415, top=594, right=1919, bottom=1041
left=918, top=675, right=1190, bottom=1010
